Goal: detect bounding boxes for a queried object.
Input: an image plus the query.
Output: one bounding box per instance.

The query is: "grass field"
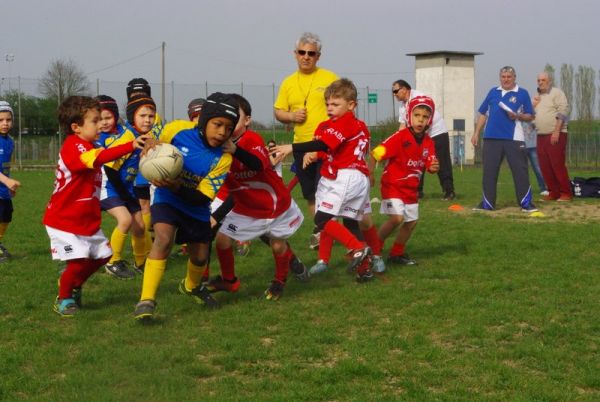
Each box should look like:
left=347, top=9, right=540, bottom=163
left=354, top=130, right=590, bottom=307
left=1, top=167, right=599, bottom=401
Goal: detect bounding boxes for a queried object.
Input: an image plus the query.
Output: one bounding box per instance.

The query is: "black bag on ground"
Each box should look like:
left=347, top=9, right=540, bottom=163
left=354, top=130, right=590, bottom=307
left=571, top=177, right=600, bottom=198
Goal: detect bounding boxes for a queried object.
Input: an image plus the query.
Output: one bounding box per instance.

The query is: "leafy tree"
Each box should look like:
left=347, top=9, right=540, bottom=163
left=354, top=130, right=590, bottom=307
left=544, top=63, right=555, bottom=85
left=38, top=58, right=91, bottom=103
left=1, top=90, right=57, bottom=136
left=574, top=65, right=596, bottom=120
left=560, top=64, right=574, bottom=117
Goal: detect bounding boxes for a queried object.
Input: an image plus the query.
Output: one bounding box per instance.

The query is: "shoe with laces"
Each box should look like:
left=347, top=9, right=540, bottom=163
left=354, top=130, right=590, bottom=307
left=309, top=232, right=321, bottom=250
left=264, top=280, right=285, bottom=301
left=309, top=259, right=329, bottom=275
left=521, top=203, right=539, bottom=212
left=387, top=254, right=417, bottom=266
left=205, top=275, right=240, bottom=293
left=179, top=280, right=219, bottom=309
left=134, top=299, right=156, bottom=320
left=472, top=202, right=494, bottom=211
left=347, top=246, right=372, bottom=273
left=104, top=260, right=135, bottom=280
left=443, top=191, right=456, bottom=201
left=54, top=297, right=78, bottom=317
left=0, top=242, right=12, bottom=260
left=371, top=255, right=386, bottom=273
left=289, top=254, right=310, bottom=282
left=132, top=262, right=145, bottom=275
left=356, top=268, right=374, bottom=283
left=356, top=255, right=374, bottom=282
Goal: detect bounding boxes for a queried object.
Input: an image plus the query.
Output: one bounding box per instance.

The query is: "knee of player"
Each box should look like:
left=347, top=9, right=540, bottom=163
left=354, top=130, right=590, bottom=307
left=270, top=238, right=287, bottom=254
left=404, top=220, right=418, bottom=230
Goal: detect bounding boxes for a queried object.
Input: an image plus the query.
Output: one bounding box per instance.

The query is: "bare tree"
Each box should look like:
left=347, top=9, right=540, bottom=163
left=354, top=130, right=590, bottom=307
left=38, top=58, right=91, bottom=104
left=560, top=64, right=574, bottom=116
left=574, top=65, right=596, bottom=120
left=544, top=63, right=555, bottom=84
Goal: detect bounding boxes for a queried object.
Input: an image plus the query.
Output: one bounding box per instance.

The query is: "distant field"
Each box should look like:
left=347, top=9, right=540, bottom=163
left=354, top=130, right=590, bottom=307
left=1, top=167, right=599, bottom=401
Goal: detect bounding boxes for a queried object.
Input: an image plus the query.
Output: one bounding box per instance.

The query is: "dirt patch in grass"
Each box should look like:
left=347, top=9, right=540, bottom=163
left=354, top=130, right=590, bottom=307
left=460, top=200, right=600, bottom=223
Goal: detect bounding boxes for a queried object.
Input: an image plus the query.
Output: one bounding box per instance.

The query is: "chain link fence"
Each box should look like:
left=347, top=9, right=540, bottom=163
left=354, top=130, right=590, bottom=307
left=2, top=77, right=598, bottom=170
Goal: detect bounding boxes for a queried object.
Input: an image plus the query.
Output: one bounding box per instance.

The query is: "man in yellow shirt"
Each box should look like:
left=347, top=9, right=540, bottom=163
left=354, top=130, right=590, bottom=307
left=274, top=32, right=338, bottom=216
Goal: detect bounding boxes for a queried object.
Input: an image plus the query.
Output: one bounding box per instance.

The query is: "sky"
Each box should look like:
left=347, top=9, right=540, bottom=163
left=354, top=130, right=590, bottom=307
left=1, top=0, right=599, bottom=124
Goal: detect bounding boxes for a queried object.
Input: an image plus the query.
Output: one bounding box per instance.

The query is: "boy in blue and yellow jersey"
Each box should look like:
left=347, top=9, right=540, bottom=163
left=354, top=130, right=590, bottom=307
left=100, top=95, right=156, bottom=279
left=0, top=101, right=20, bottom=261
left=134, top=92, right=239, bottom=320
left=126, top=78, right=163, bottom=256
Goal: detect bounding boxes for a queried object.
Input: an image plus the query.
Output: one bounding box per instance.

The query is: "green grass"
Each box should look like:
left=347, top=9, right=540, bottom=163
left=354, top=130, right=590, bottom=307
left=1, top=167, right=600, bottom=401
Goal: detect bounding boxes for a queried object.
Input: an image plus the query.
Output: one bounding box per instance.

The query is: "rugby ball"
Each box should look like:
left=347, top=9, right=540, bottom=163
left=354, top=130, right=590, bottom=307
left=139, top=143, right=184, bottom=181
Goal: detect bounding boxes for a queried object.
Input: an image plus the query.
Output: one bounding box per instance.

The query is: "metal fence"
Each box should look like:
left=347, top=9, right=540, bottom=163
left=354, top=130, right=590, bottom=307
left=3, top=77, right=600, bottom=170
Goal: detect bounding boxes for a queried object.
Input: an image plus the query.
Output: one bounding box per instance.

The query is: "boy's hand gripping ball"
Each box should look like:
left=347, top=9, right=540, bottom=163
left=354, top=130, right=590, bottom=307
left=139, top=143, right=184, bottom=181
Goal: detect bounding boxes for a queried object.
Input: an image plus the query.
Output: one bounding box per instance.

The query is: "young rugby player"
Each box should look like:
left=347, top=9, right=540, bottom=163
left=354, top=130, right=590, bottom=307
left=134, top=93, right=239, bottom=320
left=44, top=96, right=147, bottom=317
left=100, top=95, right=157, bottom=278
left=371, top=96, right=440, bottom=265
left=0, top=101, right=20, bottom=261
left=208, top=94, right=306, bottom=301
left=273, top=78, right=374, bottom=282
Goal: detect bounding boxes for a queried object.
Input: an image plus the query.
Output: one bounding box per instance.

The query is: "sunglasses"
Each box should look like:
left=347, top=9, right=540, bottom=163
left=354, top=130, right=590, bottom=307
left=296, top=50, right=318, bottom=57
left=392, top=88, right=401, bottom=94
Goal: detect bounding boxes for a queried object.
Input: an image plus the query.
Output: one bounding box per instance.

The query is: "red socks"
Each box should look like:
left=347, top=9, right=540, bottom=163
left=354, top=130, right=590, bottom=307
left=318, top=230, right=334, bottom=263
left=323, top=220, right=364, bottom=250
left=273, top=246, right=292, bottom=283
left=59, top=257, right=110, bottom=299
left=362, top=226, right=382, bottom=255
left=390, top=242, right=405, bottom=257
left=216, top=246, right=236, bottom=281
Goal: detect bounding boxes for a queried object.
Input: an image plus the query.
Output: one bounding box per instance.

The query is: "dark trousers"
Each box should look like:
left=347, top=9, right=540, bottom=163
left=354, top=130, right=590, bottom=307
left=481, top=139, right=532, bottom=209
left=418, top=132, right=454, bottom=194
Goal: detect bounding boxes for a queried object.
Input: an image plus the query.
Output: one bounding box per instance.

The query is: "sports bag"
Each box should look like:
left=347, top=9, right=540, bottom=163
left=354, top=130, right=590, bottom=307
left=571, top=177, right=600, bottom=198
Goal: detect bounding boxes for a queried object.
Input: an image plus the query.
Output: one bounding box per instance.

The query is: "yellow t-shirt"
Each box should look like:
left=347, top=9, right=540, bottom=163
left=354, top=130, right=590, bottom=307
left=274, top=67, right=338, bottom=143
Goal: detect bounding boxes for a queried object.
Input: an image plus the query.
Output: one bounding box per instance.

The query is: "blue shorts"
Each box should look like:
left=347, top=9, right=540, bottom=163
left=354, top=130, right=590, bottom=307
left=100, top=196, right=141, bottom=213
left=134, top=185, right=150, bottom=200
left=0, top=199, right=13, bottom=222
left=151, top=203, right=211, bottom=245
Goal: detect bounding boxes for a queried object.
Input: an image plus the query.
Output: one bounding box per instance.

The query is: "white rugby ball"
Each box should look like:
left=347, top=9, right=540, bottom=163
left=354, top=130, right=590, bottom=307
left=139, top=143, right=184, bottom=181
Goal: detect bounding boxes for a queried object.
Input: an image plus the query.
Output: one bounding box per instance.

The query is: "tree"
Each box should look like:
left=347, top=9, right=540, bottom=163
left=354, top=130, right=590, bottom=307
left=560, top=64, right=574, bottom=116
left=574, top=65, right=596, bottom=120
left=38, top=58, right=91, bottom=103
left=2, top=90, right=58, bottom=135
left=544, top=63, right=555, bottom=84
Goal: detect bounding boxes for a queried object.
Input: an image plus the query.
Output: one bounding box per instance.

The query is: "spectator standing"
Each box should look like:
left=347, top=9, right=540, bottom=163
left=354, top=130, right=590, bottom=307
left=471, top=66, right=537, bottom=212
left=274, top=32, right=338, bottom=216
left=533, top=72, right=572, bottom=201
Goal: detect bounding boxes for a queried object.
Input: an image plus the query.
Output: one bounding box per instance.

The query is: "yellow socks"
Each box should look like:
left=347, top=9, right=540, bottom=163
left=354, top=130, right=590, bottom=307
left=140, top=258, right=166, bottom=301
left=185, top=259, right=206, bottom=291
left=109, top=228, right=128, bottom=263
left=142, top=212, right=153, bottom=255
left=131, top=234, right=146, bottom=267
left=0, top=222, right=8, bottom=242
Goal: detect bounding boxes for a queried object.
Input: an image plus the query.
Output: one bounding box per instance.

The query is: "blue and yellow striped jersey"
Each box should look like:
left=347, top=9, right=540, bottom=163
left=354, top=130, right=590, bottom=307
left=153, top=120, right=232, bottom=221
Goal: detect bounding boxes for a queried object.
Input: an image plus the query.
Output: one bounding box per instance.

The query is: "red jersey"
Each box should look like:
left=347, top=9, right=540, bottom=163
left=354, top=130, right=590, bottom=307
left=373, top=128, right=436, bottom=204
left=43, top=135, right=134, bottom=235
left=224, top=130, right=291, bottom=219
left=313, top=111, right=370, bottom=179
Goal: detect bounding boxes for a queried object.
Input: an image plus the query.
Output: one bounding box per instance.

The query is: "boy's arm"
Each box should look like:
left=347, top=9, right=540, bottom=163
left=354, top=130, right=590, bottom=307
left=159, top=153, right=233, bottom=206
left=222, top=139, right=264, bottom=171
left=0, top=173, right=20, bottom=193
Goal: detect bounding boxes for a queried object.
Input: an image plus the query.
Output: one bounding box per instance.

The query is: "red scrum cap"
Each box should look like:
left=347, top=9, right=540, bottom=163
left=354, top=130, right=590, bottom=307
left=407, top=95, right=435, bottom=128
